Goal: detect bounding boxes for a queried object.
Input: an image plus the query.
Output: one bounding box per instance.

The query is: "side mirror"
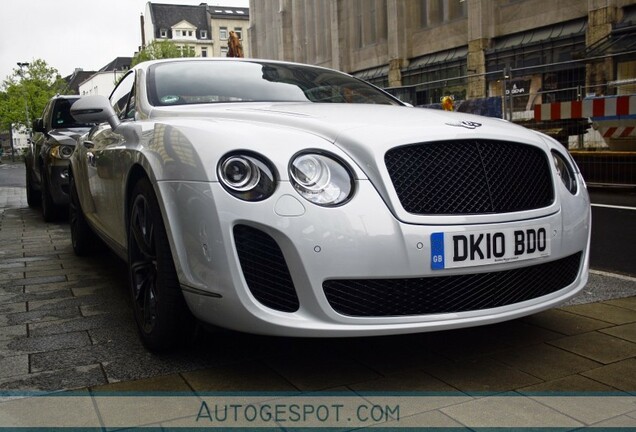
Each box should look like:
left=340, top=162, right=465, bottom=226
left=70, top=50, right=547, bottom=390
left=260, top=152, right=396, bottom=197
left=32, top=118, right=44, bottom=133
left=70, top=95, right=121, bottom=130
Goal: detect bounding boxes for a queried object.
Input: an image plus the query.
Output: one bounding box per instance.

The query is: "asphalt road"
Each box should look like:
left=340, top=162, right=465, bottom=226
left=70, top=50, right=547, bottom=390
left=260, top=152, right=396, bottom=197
left=1, top=160, right=634, bottom=276
left=0, top=160, right=25, bottom=187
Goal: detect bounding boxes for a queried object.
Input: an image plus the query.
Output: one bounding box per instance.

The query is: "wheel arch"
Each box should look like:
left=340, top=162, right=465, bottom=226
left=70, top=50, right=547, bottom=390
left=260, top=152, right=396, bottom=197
left=124, top=163, right=190, bottom=299
left=124, top=164, right=151, bottom=238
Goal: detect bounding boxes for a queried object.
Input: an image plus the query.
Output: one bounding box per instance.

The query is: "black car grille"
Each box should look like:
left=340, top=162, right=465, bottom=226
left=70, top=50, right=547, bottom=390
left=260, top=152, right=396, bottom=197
left=385, top=140, right=554, bottom=215
left=233, top=225, right=299, bottom=313
left=323, top=252, right=582, bottom=317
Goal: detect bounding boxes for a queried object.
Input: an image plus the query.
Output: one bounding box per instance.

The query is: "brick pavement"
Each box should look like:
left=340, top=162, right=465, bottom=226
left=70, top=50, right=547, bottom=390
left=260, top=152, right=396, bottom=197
left=1, top=169, right=635, bottom=428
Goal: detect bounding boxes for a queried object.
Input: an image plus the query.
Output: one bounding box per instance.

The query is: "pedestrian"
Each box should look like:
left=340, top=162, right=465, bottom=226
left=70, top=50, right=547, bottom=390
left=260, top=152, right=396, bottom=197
left=227, top=31, right=244, bottom=58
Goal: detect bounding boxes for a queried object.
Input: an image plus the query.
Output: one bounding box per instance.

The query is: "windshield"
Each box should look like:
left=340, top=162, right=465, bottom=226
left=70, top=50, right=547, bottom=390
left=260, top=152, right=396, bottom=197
left=147, top=60, right=401, bottom=106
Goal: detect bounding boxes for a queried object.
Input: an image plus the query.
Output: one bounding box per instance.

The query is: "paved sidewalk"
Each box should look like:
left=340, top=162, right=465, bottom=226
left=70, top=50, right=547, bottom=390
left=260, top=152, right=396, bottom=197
left=1, top=180, right=635, bottom=429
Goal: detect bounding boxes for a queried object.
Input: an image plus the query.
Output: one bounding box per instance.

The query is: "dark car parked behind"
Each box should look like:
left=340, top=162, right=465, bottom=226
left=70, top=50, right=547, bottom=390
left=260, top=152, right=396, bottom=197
left=25, top=95, right=92, bottom=221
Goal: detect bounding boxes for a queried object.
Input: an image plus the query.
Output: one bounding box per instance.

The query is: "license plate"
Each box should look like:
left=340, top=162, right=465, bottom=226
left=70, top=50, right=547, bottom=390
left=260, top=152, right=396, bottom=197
left=430, top=224, right=551, bottom=270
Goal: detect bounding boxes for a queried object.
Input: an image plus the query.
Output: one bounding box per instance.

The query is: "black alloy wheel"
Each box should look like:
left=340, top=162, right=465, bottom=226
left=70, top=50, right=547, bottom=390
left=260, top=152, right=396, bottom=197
left=128, top=177, right=193, bottom=351
left=69, top=175, right=97, bottom=256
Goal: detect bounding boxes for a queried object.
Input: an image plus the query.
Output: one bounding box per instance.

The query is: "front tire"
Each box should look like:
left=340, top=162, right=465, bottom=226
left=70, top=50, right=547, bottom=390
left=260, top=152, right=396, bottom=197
left=128, top=177, right=193, bottom=352
left=25, top=166, right=40, bottom=208
left=41, top=170, right=58, bottom=222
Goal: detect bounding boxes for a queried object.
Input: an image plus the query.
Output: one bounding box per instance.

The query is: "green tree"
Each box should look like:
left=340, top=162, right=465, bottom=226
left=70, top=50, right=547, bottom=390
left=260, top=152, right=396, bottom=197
left=132, top=40, right=197, bottom=67
left=0, top=59, right=66, bottom=132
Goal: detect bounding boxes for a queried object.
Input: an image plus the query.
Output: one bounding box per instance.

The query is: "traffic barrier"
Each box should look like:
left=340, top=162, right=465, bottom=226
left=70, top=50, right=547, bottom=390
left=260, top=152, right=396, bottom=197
left=534, top=95, right=636, bottom=121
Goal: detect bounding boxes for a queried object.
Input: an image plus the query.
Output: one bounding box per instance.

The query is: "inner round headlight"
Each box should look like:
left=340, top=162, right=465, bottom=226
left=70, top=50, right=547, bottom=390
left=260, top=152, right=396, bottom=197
left=551, top=150, right=577, bottom=195
left=60, top=145, right=73, bottom=158
left=220, top=156, right=260, bottom=191
left=218, top=153, right=276, bottom=201
left=290, top=155, right=331, bottom=191
left=50, top=145, right=74, bottom=160
left=289, top=152, right=354, bottom=206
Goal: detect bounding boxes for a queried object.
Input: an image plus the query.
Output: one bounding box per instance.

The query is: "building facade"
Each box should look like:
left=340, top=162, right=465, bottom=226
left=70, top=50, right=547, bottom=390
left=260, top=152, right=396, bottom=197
left=209, top=7, right=250, bottom=57
left=143, top=2, right=249, bottom=59
left=78, top=57, right=132, bottom=97
left=248, top=0, right=636, bottom=150
left=248, top=0, right=636, bottom=105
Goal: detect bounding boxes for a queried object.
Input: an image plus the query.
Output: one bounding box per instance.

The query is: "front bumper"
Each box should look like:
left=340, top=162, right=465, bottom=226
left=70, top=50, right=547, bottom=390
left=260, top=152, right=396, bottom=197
left=47, top=162, right=71, bottom=206
left=158, top=180, right=591, bottom=337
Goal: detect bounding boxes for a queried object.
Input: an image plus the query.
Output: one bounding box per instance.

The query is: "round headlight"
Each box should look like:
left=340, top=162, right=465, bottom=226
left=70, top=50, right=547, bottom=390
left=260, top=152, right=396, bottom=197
left=60, top=145, right=74, bottom=158
left=220, top=156, right=260, bottom=192
left=551, top=150, right=577, bottom=195
left=218, top=153, right=276, bottom=201
left=50, top=145, right=74, bottom=160
left=290, top=155, right=331, bottom=191
left=289, top=152, right=354, bottom=206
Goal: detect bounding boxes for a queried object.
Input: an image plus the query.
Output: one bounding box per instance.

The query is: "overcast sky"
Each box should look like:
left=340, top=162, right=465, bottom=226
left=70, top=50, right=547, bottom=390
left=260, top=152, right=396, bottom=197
left=0, top=0, right=249, bottom=83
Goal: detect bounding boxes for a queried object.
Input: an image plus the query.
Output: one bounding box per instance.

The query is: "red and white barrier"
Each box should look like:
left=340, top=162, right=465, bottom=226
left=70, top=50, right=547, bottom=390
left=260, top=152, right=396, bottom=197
left=599, top=126, right=636, bottom=138
left=534, top=95, right=636, bottom=121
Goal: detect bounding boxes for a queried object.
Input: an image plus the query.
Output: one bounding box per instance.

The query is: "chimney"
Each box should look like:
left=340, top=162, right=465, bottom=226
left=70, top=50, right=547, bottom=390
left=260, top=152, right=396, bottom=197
left=140, top=13, right=146, bottom=49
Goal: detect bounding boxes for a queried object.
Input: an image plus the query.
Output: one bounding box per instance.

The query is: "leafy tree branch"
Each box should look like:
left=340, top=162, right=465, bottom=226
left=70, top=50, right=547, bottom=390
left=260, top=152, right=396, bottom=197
left=0, top=59, right=66, bottom=132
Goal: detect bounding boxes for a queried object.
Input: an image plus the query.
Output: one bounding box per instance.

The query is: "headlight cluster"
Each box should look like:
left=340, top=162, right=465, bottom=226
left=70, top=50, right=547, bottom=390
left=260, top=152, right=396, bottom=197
left=551, top=150, right=577, bottom=194
left=50, top=144, right=74, bottom=160
left=217, top=153, right=276, bottom=201
left=218, top=151, right=354, bottom=206
left=289, top=153, right=353, bottom=206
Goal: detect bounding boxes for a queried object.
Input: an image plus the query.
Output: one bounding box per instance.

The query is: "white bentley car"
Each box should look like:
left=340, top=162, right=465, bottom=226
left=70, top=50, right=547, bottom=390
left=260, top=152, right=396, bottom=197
left=70, top=58, right=590, bottom=351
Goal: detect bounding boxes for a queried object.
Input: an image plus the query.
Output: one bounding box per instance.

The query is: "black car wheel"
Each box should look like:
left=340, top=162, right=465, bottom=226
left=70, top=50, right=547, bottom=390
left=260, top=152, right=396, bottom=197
left=40, top=170, right=58, bottom=222
left=69, top=175, right=97, bottom=256
left=128, top=177, right=193, bottom=351
left=25, top=166, right=40, bottom=208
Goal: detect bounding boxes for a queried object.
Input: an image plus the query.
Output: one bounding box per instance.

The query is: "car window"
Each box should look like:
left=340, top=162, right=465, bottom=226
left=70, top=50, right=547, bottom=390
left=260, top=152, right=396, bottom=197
left=147, top=61, right=401, bottom=106
left=110, top=72, right=136, bottom=119
left=51, top=98, right=89, bottom=129
left=41, top=101, right=54, bottom=130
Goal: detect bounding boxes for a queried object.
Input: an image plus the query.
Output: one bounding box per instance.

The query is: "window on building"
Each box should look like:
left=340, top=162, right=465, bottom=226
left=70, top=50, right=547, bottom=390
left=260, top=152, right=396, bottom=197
left=234, top=27, right=242, bottom=39
left=429, top=0, right=444, bottom=26
left=200, top=30, right=207, bottom=39
left=448, top=0, right=467, bottom=21
left=354, top=0, right=387, bottom=48
left=176, top=45, right=194, bottom=56
left=160, top=28, right=168, bottom=38
left=220, top=27, right=228, bottom=40
left=420, top=0, right=466, bottom=28
left=221, top=46, right=228, bottom=56
left=188, top=30, right=193, bottom=37
left=201, top=47, right=208, bottom=57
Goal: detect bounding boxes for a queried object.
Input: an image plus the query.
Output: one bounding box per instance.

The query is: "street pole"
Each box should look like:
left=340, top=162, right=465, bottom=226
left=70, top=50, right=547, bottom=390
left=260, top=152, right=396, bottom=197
left=16, top=62, right=31, bottom=163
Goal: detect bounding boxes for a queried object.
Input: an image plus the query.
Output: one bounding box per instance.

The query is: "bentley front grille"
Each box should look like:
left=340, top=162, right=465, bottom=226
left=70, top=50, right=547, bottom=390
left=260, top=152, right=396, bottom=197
left=385, top=140, right=554, bottom=215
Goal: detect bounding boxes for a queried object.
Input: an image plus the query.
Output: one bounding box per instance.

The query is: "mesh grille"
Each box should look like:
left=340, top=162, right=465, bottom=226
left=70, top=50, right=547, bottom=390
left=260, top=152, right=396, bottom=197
left=234, top=225, right=299, bottom=313
left=323, top=253, right=582, bottom=317
left=384, top=140, right=554, bottom=215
